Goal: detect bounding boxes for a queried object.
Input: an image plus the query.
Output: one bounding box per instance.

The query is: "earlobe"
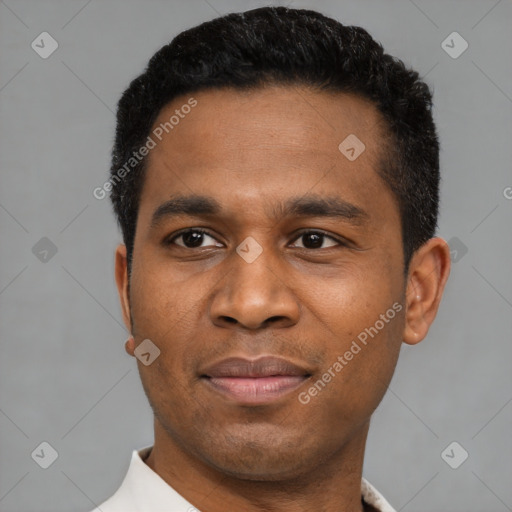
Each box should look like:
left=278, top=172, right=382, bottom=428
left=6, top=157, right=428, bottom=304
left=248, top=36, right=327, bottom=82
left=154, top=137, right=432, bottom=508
left=115, top=244, right=132, bottom=335
left=402, top=293, right=426, bottom=344
left=403, top=237, right=451, bottom=345
left=125, top=335, right=135, bottom=356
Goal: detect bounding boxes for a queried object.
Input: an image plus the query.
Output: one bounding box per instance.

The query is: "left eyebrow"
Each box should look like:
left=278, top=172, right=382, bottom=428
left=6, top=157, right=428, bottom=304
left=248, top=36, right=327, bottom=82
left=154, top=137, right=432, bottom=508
left=275, top=194, right=369, bottom=225
left=150, top=193, right=369, bottom=229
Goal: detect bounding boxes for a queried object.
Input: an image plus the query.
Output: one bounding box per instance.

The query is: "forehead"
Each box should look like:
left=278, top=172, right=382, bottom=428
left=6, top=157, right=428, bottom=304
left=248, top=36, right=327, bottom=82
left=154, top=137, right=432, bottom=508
left=137, top=85, right=397, bottom=229
left=150, top=85, right=386, bottom=168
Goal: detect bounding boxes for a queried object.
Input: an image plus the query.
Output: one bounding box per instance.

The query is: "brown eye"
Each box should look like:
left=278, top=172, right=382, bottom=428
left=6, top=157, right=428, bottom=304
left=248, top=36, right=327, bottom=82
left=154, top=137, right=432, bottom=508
left=166, top=229, right=222, bottom=249
left=291, top=231, right=341, bottom=250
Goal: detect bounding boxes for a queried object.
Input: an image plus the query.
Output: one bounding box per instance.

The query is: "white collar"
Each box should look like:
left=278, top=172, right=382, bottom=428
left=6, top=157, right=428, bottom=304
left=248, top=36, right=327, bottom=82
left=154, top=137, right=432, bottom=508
left=92, top=446, right=396, bottom=512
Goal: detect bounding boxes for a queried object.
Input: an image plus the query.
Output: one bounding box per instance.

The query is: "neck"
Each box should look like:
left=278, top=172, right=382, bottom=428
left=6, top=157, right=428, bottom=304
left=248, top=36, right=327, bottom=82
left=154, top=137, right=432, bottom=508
left=144, top=418, right=372, bottom=512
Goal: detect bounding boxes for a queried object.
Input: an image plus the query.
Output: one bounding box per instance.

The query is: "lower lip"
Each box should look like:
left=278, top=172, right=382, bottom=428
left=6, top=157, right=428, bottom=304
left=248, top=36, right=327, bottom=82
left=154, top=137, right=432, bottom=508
left=203, top=375, right=308, bottom=404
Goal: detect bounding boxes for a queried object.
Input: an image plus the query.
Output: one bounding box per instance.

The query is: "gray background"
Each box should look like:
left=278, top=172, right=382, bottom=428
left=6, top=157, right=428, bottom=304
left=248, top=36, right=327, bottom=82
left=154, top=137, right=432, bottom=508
left=0, top=0, right=511, bottom=511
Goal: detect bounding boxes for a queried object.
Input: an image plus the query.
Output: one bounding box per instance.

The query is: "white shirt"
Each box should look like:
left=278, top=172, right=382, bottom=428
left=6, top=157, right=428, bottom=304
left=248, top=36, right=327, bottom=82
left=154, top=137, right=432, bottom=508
left=90, top=446, right=396, bottom=512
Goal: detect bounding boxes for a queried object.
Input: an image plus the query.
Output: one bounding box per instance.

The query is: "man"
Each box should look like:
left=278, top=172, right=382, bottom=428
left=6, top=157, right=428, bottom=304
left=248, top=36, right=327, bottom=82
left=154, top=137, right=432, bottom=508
left=93, top=6, right=450, bottom=512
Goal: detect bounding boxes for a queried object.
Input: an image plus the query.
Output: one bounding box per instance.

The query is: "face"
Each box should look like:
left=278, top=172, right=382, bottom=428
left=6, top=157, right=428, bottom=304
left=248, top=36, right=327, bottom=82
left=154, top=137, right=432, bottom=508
left=115, top=85, right=446, bottom=481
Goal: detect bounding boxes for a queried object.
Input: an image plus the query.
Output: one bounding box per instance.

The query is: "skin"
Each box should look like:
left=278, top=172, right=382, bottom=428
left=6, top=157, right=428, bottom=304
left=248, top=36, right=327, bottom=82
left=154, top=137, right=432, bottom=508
left=115, top=85, right=451, bottom=512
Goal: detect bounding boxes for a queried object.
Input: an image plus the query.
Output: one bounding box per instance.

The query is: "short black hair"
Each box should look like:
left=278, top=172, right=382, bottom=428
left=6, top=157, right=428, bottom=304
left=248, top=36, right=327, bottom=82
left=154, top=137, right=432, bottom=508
left=109, top=6, right=439, bottom=276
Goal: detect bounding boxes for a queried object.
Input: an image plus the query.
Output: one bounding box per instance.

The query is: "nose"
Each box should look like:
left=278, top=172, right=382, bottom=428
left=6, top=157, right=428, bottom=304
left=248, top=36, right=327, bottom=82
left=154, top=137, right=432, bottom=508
left=209, top=248, right=300, bottom=330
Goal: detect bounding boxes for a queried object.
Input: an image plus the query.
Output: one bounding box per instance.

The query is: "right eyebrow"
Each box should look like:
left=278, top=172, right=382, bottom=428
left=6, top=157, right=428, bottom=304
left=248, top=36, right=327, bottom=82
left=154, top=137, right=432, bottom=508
left=150, top=195, right=222, bottom=229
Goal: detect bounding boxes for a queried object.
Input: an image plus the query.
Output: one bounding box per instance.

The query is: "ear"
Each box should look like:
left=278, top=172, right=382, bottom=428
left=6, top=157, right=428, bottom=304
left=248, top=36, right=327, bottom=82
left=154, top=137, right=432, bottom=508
left=403, top=237, right=451, bottom=345
left=115, top=244, right=132, bottom=335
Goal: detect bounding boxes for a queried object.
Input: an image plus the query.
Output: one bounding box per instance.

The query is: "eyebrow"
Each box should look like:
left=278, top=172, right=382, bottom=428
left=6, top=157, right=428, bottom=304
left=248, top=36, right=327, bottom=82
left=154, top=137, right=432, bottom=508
left=150, top=194, right=369, bottom=228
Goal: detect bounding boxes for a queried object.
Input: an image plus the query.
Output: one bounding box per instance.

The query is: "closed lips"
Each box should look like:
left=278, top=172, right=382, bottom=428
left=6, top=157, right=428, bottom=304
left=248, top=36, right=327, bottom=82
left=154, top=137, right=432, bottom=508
left=201, top=356, right=311, bottom=378
left=200, top=356, right=312, bottom=404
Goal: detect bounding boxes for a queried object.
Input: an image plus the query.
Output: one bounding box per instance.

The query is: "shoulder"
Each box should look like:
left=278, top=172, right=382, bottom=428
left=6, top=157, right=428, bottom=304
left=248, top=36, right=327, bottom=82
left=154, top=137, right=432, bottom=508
left=86, top=446, right=153, bottom=512
left=361, top=478, right=396, bottom=512
left=87, top=486, right=137, bottom=512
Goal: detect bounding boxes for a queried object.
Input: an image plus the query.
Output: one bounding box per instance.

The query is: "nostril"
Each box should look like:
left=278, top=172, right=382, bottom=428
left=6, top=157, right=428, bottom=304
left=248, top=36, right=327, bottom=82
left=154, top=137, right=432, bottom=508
left=263, top=316, right=289, bottom=328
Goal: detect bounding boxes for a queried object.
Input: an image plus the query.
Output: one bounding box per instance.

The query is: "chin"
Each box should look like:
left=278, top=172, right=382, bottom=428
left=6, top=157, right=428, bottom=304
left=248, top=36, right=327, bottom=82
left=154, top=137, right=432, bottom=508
left=207, top=453, right=311, bottom=482
left=191, top=426, right=318, bottom=481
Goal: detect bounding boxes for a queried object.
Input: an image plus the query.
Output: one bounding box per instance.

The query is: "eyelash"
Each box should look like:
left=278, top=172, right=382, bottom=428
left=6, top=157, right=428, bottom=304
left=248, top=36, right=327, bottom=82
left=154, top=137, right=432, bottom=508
left=164, top=228, right=347, bottom=250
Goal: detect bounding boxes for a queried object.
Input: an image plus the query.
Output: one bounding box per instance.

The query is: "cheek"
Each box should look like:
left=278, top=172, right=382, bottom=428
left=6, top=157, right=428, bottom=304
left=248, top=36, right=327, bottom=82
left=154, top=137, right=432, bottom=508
left=300, top=319, right=403, bottom=432
left=299, top=269, right=404, bottom=416
left=130, top=259, right=200, bottom=335
left=129, top=270, right=197, bottom=386
left=306, top=262, right=400, bottom=334
left=326, top=273, right=404, bottom=380
left=138, top=360, right=203, bottom=436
